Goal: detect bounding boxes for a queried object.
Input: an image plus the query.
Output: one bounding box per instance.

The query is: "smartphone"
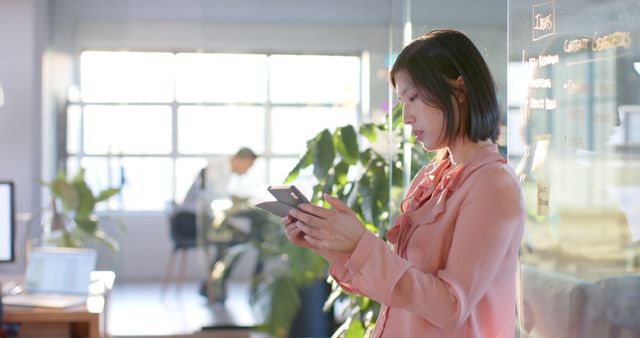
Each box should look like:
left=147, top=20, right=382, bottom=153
left=255, top=185, right=310, bottom=217
left=267, top=185, right=310, bottom=207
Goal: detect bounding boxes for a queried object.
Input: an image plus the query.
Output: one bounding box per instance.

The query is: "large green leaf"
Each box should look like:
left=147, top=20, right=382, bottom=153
left=358, top=123, right=377, bottom=143
left=391, top=159, right=404, bottom=187
left=335, top=125, right=359, bottom=165
left=358, top=175, right=373, bottom=223
left=345, top=317, right=365, bottom=338
left=391, top=102, right=404, bottom=130
left=50, top=179, right=79, bottom=212
left=334, top=161, right=350, bottom=186
left=284, top=161, right=303, bottom=184
left=75, top=217, right=98, bottom=235
left=96, top=188, right=120, bottom=203
left=360, top=148, right=373, bottom=166
left=284, top=146, right=314, bottom=184
left=251, top=273, right=301, bottom=337
left=59, top=231, right=79, bottom=248
left=370, top=162, right=389, bottom=228
left=301, top=142, right=314, bottom=167
left=93, top=230, right=119, bottom=252
left=284, top=243, right=326, bottom=285
left=313, top=129, right=335, bottom=180
left=71, top=167, right=86, bottom=184
left=321, top=175, right=336, bottom=196
left=73, top=180, right=96, bottom=220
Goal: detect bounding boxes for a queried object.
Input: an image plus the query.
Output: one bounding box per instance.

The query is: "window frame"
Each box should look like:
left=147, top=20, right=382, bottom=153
left=67, top=50, right=364, bottom=212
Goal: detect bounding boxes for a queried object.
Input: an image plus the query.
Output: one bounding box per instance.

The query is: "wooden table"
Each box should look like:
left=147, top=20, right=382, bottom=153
left=4, top=302, right=101, bottom=338
left=2, top=271, right=115, bottom=338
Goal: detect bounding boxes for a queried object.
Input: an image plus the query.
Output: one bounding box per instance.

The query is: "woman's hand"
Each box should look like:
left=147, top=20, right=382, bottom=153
left=281, top=214, right=317, bottom=250
left=289, top=193, right=365, bottom=254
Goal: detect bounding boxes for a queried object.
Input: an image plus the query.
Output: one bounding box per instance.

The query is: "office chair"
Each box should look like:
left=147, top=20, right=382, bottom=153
left=161, top=210, right=198, bottom=295
left=577, top=275, right=640, bottom=337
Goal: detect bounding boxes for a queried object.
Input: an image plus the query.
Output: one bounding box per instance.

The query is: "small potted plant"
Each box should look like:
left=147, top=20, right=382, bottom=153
left=40, top=168, right=123, bottom=252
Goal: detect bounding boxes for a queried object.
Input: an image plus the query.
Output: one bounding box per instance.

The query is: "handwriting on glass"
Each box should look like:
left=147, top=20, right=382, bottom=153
left=532, top=0, right=556, bottom=41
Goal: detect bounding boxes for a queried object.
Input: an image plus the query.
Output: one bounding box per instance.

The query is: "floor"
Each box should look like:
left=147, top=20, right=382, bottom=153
left=107, top=280, right=268, bottom=338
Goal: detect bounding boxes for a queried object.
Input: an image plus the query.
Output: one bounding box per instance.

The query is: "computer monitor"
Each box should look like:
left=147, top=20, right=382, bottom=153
left=0, top=181, right=15, bottom=262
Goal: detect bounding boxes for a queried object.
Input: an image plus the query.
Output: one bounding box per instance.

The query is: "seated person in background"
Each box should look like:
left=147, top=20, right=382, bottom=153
left=171, top=148, right=258, bottom=301
left=180, top=147, right=258, bottom=214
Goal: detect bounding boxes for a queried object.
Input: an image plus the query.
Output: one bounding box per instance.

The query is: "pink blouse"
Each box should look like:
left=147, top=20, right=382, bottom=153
left=327, top=144, right=524, bottom=338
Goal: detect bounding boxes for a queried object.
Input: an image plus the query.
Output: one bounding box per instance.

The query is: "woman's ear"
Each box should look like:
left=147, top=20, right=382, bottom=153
left=453, top=76, right=467, bottom=103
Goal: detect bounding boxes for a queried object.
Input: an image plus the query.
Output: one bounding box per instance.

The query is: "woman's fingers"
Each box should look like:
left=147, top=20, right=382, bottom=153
left=286, top=226, right=302, bottom=238
left=289, top=208, right=325, bottom=227
left=295, top=220, right=325, bottom=239
left=303, top=234, right=325, bottom=249
left=284, top=224, right=297, bottom=238
left=281, top=214, right=295, bottom=226
left=323, top=193, right=351, bottom=213
left=298, top=203, right=334, bottom=219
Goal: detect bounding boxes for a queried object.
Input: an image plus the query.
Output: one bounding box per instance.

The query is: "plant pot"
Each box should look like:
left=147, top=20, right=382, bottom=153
left=288, top=279, right=334, bottom=338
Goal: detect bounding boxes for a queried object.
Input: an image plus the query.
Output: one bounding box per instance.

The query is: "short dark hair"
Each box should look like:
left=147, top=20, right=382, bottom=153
left=234, top=147, right=258, bottom=160
left=390, top=29, right=500, bottom=145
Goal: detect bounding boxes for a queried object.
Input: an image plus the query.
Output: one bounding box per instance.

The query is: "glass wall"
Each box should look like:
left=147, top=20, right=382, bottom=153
left=509, top=0, right=640, bottom=336
left=397, top=0, right=509, bottom=192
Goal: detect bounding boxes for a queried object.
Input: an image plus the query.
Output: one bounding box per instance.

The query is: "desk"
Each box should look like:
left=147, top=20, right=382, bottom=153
left=4, top=304, right=101, bottom=338
left=3, top=271, right=115, bottom=338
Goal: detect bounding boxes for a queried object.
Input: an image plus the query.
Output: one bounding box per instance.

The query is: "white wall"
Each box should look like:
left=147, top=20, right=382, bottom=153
left=0, top=0, right=48, bottom=274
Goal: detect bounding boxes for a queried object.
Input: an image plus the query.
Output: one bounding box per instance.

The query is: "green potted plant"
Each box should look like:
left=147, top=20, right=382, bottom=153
left=195, top=201, right=326, bottom=336
left=248, top=104, right=432, bottom=338
left=280, top=104, right=432, bottom=337
left=40, top=168, right=124, bottom=252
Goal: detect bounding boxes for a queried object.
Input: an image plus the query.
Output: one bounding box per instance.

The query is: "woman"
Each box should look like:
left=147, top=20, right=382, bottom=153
left=284, top=29, right=525, bottom=338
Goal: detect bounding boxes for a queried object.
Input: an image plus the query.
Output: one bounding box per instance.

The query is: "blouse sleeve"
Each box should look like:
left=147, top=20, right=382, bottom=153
left=327, top=165, right=435, bottom=295
left=330, top=166, right=524, bottom=330
left=306, top=247, right=360, bottom=294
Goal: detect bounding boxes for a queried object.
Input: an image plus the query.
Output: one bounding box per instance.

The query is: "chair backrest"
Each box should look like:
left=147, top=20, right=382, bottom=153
left=521, top=265, right=591, bottom=338
left=170, top=211, right=197, bottom=248
left=580, top=275, right=640, bottom=334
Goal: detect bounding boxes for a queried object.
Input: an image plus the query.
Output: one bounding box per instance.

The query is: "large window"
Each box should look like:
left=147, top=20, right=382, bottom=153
left=67, top=51, right=361, bottom=211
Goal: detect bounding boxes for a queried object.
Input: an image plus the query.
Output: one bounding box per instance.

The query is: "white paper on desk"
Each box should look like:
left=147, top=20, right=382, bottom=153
left=606, top=185, right=640, bottom=242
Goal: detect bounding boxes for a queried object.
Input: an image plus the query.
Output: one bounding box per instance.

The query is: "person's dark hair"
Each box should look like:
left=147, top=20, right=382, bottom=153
left=390, top=29, right=500, bottom=145
left=234, top=147, right=258, bottom=160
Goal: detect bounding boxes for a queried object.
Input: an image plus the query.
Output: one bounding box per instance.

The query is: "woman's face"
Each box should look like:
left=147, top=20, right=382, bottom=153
left=395, top=71, right=446, bottom=151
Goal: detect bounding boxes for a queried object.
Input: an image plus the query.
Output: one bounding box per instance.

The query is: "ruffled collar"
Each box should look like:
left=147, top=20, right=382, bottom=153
left=387, top=144, right=505, bottom=256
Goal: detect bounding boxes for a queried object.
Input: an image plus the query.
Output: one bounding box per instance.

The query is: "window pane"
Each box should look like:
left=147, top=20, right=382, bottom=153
left=66, top=105, right=81, bottom=154
left=268, top=158, right=317, bottom=199
left=83, top=105, right=172, bottom=155
left=176, top=53, right=268, bottom=103
left=270, top=55, right=360, bottom=104
left=81, top=51, right=174, bottom=103
left=81, top=157, right=172, bottom=211
left=268, top=158, right=297, bottom=185
left=628, top=112, right=640, bottom=144
left=271, top=107, right=358, bottom=155
left=75, top=157, right=125, bottom=211
left=66, top=157, right=81, bottom=180
left=507, top=61, right=533, bottom=108
left=178, top=106, right=265, bottom=154
left=507, top=109, right=527, bottom=157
